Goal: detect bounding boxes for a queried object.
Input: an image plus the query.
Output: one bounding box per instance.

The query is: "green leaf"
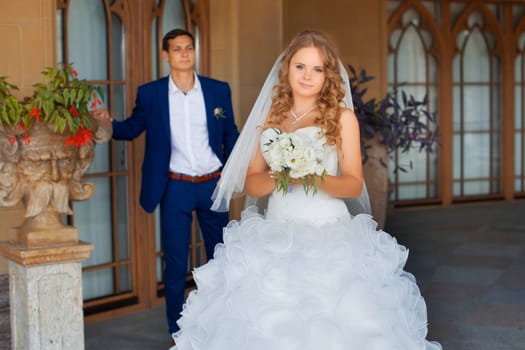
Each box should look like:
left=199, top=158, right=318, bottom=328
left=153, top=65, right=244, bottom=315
left=57, top=116, right=66, bottom=133
left=54, top=93, right=64, bottom=104
left=63, top=89, right=70, bottom=106
left=75, top=89, right=83, bottom=103
left=70, top=89, right=77, bottom=103
left=82, top=114, right=92, bottom=129
left=43, top=100, right=53, bottom=117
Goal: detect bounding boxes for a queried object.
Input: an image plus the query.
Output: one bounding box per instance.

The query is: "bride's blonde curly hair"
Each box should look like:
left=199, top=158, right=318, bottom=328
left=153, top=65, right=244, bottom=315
left=264, top=30, right=346, bottom=147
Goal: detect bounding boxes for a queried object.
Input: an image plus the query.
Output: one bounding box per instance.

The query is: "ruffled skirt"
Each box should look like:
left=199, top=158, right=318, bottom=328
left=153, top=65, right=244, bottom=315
left=173, top=207, right=441, bottom=350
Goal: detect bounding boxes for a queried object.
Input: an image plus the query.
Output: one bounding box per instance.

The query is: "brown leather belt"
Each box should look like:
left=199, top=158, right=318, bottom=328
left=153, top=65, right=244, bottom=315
left=167, top=170, right=221, bottom=183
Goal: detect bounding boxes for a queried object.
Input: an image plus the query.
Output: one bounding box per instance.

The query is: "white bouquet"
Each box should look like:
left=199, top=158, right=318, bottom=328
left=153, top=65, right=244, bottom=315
left=263, top=129, right=327, bottom=195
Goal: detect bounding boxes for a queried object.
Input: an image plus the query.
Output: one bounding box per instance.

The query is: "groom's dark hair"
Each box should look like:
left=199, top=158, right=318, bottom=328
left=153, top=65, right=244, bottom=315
left=162, top=28, right=195, bottom=51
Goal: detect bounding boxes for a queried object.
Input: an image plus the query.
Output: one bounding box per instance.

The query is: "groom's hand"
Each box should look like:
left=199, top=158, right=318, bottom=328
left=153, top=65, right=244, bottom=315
left=90, top=108, right=113, bottom=122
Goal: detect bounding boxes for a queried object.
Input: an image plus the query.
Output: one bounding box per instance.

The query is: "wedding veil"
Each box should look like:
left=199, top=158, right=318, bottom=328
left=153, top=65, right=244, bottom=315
left=211, top=53, right=371, bottom=216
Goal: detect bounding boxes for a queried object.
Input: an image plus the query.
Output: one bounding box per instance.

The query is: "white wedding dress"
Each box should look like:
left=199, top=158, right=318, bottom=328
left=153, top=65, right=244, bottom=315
left=173, top=127, right=442, bottom=350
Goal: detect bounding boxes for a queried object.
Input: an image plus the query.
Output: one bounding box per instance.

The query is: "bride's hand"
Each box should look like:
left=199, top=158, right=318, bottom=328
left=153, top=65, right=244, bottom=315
left=290, top=175, right=317, bottom=185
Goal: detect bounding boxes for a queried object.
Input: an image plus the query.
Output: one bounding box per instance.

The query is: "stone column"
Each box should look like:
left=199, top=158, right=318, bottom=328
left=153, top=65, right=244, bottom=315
left=0, top=228, right=92, bottom=350
left=362, top=135, right=390, bottom=229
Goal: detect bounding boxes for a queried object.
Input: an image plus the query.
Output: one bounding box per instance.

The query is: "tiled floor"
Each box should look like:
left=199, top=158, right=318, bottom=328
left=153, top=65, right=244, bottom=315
left=85, top=305, right=172, bottom=349
left=85, top=201, right=525, bottom=350
left=388, top=201, right=525, bottom=350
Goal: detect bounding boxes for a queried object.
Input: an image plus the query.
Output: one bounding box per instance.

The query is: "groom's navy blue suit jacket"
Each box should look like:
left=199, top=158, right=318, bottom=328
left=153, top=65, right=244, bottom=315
left=112, top=75, right=239, bottom=213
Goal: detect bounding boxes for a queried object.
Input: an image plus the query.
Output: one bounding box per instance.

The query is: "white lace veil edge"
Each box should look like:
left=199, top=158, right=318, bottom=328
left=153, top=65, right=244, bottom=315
left=339, top=61, right=371, bottom=216
left=211, top=54, right=371, bottom=216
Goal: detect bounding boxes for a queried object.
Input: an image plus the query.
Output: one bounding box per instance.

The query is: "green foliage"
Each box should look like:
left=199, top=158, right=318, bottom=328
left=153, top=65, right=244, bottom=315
left=0, top=76, right=23, bottom=128
left=0, top=64, right=103, bottom=136
left=348, top=64, right=439, bottom=172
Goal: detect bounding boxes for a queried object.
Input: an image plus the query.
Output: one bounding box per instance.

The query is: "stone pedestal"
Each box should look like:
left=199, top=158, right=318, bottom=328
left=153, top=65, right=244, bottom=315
left=0, top=228, right=92, bottom=350
left=363, top=135, right=389, bottom=229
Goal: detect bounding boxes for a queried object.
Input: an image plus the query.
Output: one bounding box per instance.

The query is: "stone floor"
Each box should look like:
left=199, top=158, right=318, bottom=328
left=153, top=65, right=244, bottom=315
left=85, top=305, right=171, bottom=349
left=74, top=200, right=525, bottom=349
left=0, top=275, right=9, bottom=348
left=388, top=201, right=525, bottom=350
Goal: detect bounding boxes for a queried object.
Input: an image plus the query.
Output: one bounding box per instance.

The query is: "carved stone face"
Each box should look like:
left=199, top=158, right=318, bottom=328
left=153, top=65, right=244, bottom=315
left=19, top=142, right=77, bottom=184
left=1, top=123, right=96, bottom=220
left=0, top=117, right=110, bottom=232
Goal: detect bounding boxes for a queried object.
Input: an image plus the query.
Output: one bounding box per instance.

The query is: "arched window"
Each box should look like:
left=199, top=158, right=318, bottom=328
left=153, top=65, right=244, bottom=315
left=56, top=0, right=209, bottom=317
left=388, top=1, right=441, bottom=204
left=388, top=0, right=519, bottom=206
left=57, top=0, right=133, bottom=306
left=452, top=9, right=503, bottom=199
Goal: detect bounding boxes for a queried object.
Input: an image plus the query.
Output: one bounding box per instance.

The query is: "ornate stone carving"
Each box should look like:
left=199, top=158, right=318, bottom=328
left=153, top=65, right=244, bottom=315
left=0, top=117, right=112, bottom=239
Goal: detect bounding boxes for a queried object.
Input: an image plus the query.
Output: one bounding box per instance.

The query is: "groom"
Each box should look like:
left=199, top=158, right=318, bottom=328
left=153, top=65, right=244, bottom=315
left=93, top=28, right=239, bottom=340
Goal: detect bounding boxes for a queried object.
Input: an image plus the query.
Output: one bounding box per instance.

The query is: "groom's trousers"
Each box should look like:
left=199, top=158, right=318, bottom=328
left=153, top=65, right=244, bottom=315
left=160, top=175, right=228, bottom=333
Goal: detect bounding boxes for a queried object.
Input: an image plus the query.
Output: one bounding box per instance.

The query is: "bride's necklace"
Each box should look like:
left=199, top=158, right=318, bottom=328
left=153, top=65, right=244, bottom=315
left=290, top=106, right=316, bottom=125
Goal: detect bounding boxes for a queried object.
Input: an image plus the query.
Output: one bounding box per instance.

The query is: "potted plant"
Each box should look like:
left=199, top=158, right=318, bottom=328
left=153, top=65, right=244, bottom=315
left=348, top=65, right=439, bottom=227
left=0, top=64, right=104, bottom=146
left=0, top=64, right=111, bottom=244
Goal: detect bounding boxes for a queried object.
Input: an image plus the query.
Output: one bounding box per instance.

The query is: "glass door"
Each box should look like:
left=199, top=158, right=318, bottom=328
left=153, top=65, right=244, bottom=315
left=56, top=0, right=209, bottom=318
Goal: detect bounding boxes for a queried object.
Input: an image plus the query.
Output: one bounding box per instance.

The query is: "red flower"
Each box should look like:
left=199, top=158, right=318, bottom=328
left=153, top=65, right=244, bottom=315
left=9, top=136, right=15, bottom=145
left=65, top=136, right=75, bottom=147
left=72, top=69, right=78, bottom=77
left=90, top=94, right=102, bottom=110
left=69, top=106, right=80, bottom=117
left=66, top=126, right=93, bottom=147
left=30, top=108, right=41, bottom=121
left=22, top=133, right=30, bottom=145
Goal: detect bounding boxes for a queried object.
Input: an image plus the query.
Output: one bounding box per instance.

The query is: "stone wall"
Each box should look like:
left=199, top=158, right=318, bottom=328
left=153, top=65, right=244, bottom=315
left=0, top=0, right=57, bottom=274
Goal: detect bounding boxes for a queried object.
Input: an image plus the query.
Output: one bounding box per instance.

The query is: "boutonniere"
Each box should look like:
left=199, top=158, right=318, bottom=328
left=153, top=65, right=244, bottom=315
left=214, top=107, right=226, bottom=119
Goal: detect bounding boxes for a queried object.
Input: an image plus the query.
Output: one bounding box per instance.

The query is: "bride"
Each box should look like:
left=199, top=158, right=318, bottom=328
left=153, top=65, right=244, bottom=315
left=171, top=30, right=442, bottom=350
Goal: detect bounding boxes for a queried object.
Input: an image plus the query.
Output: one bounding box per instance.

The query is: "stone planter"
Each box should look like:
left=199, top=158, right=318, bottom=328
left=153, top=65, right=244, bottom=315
left=0, top=117, right=111, bottom=349
left=362, top=135, right=389, bottom=229
left=0, top=121, right=109, bottom=235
